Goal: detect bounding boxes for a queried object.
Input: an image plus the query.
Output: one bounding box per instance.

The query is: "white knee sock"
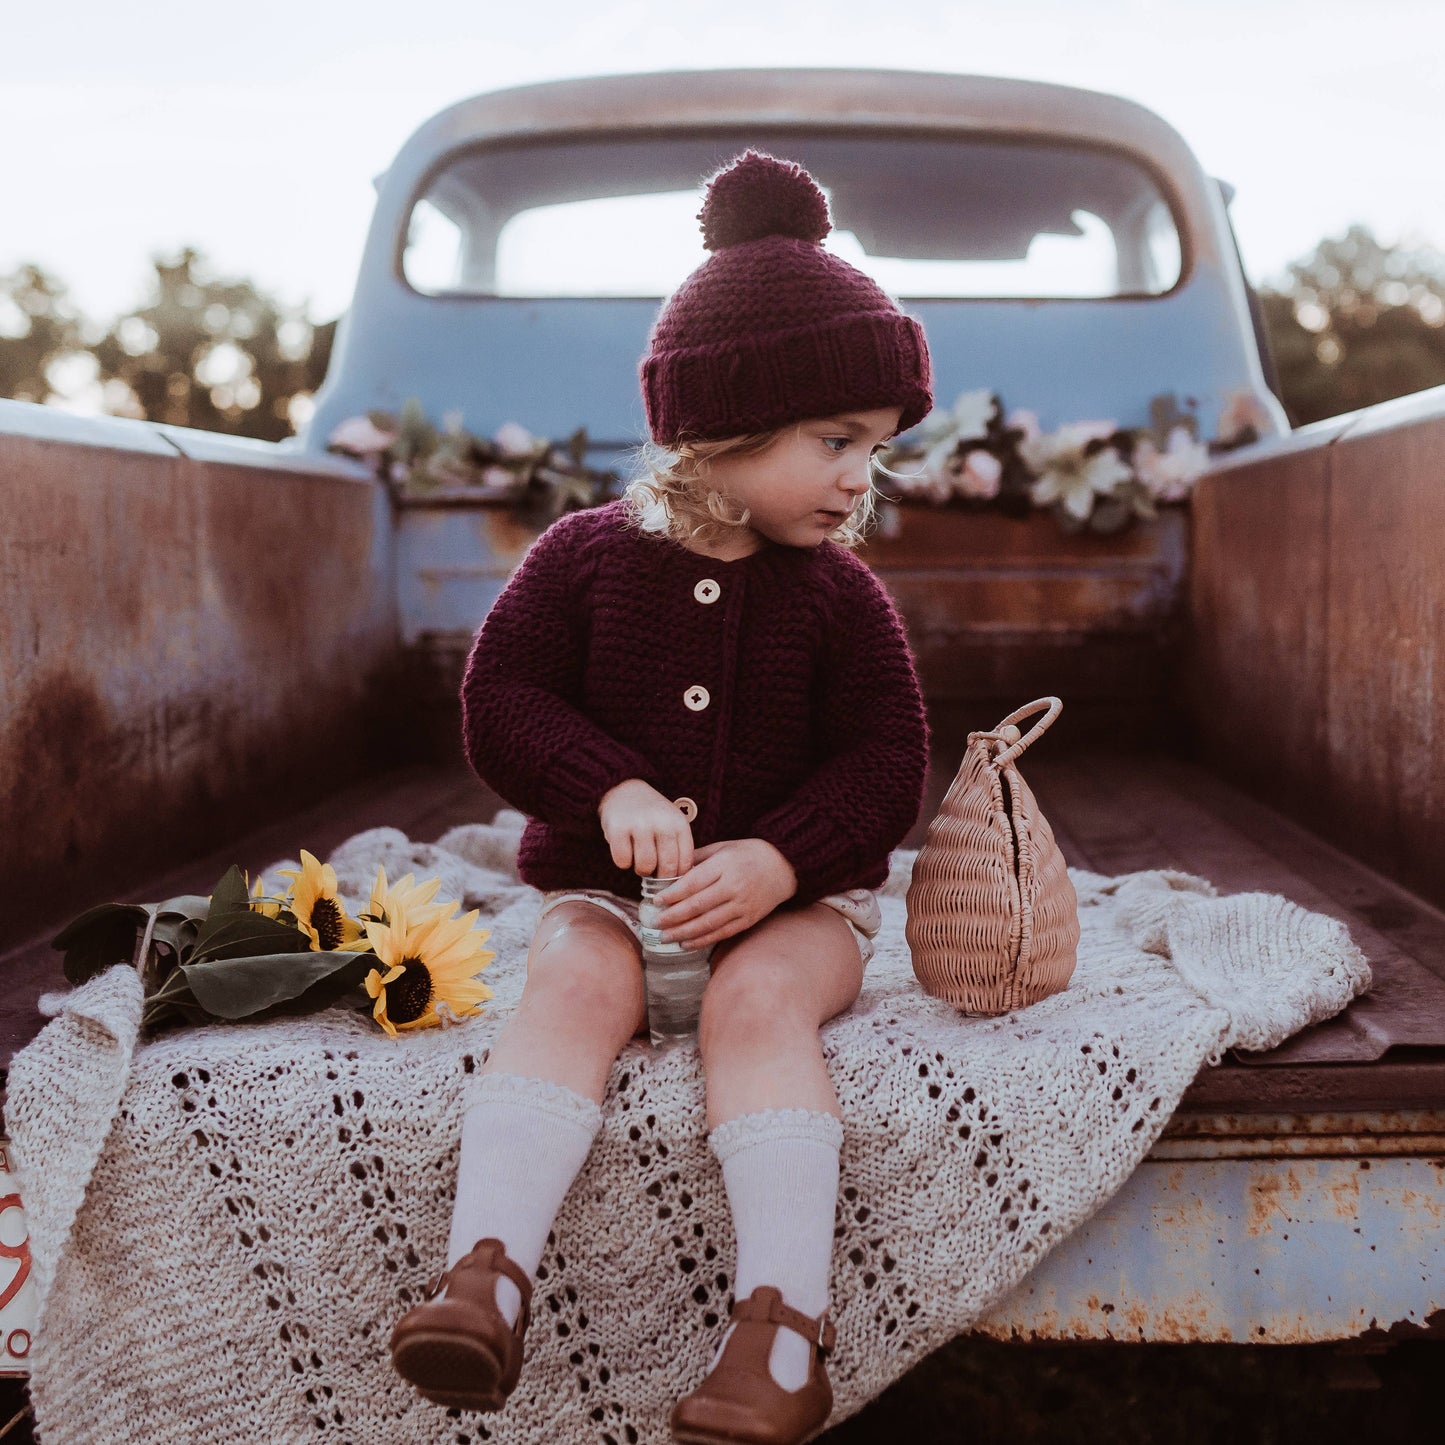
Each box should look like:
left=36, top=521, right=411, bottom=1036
left=708, top=1108, right=844, bottom=1391
left=443, top=1070, right=603, bottom=1325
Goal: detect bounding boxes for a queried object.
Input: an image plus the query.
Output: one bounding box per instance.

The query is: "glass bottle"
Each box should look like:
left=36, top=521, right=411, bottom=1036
left=638, top=874, right=713, bottom=1050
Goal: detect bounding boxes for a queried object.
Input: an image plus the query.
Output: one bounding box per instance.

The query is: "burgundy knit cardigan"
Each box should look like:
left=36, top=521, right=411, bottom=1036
left=459, top=499, right=930, bottom=906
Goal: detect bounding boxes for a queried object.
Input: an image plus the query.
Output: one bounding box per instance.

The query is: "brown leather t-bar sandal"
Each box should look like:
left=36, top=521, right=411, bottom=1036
left=670, top=1285, right=837, bottom=1445
left=389, top=1237, right=533, bottom=1412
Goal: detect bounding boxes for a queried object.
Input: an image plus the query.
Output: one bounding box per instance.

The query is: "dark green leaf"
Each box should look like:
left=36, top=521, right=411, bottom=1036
left=190, top=912, right=313, bottom=964
left=147, top=966, right=199, bottom=1007
left=51, top=901, right=147, bottom=950
left=141, top=992, right=212, bottom=1037
left=139, top=963, right=206, bottom=1034
left=180, top=950, right=380, bottom=1019
left=51, top=904, right=148, bottom=986
left=249, top=960, right=380, bottom=1020
left=207, top=865, right=250, bottom=919
left=154, top=894, right=212, bottom=921
left=150, top=917, right=195, bottom=952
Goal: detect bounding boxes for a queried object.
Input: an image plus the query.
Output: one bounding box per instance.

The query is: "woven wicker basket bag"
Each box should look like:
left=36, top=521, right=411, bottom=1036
left=905, top=697, right=1080, bottom=1014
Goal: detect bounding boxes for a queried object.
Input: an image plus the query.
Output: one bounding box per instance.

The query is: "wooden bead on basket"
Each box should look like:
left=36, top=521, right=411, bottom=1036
left=905, top=698, right=1080, bottom=1015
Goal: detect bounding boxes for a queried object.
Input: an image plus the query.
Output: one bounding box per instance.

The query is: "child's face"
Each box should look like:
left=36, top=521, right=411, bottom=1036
left=704, top=405, right=903, bottom=551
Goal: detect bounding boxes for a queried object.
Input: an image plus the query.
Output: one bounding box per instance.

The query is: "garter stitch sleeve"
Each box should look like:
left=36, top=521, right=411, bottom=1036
left=752, top=552, right=930, bottom=902
left=459, top=510, right=665, bottom=832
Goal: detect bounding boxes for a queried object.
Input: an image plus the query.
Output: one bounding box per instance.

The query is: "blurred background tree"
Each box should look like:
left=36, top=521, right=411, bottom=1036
left=0, top=265, right=87, bottom=405
left=1258, top=224, right=1445, bottom=426
left=0, top=246, right=335, bottom=439
left=4, top=226, right=1445, bottom=438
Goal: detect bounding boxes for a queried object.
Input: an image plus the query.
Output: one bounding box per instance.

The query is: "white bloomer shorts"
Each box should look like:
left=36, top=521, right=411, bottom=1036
left=537, top=885, right=884, bottom=967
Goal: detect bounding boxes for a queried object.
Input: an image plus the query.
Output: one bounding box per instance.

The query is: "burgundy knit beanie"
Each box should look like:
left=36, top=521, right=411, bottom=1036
left=638, top=149, right=934, bottom=446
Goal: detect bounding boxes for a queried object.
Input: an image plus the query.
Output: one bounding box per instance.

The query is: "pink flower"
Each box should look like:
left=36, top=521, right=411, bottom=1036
left=327, top=414, right=397, bottom=458
left=956, top=449, right=1002, bottom=500
left=1134, top=426, right=1212, bottom=503
left=1215, top=389, right=1273, bottom=447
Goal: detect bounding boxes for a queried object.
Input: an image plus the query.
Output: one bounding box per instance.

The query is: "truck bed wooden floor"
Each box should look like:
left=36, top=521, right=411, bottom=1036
left=5, top=745, right=1445, bottom=1112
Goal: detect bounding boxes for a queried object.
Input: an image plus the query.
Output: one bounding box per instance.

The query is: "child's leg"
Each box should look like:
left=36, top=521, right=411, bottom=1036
left=695, top=906, right=865, bottom=1389
left=445, top=902, right=646, bottom=1322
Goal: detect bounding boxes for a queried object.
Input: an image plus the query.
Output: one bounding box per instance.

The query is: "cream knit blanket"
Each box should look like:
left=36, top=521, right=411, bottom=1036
left=6, top=812, right=1370, bottom=1444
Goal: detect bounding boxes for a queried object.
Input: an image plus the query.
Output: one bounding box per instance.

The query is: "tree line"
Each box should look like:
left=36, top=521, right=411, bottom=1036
left=2, top=225, right=1444, bottom=438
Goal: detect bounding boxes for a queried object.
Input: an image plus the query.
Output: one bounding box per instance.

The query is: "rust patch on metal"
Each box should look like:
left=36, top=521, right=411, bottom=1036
left=1323, top=1166, right=1361, bottom=1222
left=1246, top=1166, right=1305, bottom=1235
left=1, top=669, right=117, bottom=933
left=478, top=508, right=546, bottom=567
left=2, top=450, right=403, bottom=948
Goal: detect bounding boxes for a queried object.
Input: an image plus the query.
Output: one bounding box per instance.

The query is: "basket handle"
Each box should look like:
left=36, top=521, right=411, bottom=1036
left=972, top=697, right=1062, bottom=769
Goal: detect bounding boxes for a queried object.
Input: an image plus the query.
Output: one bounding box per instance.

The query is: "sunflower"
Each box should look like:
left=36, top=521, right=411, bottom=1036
left=248, top=874, right=285, bottom=920
left=364, top=863, right=447, bottom=929
left=363, top=897, right=494, bottom=1037
left=274, top=849, right=369, bottom=952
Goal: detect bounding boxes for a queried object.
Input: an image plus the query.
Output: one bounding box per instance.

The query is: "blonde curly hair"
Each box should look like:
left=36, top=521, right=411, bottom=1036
left=620, top=424, right=911, bottom=553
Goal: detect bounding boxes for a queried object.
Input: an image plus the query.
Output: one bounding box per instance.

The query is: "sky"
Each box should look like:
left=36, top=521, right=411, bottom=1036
left=4, top=0, right=1443, bottom=341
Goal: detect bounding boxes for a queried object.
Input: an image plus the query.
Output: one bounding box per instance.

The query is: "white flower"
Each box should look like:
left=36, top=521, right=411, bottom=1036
left=1017, top=419, right=1119, bottom=475
left=916, top=388, right=995, bottom=446
left=946, top=388, right=996, bottom=442
left=493, top=420, right=537, bottom=456
left=1005, top=408, right=1041, bottom=445
left=955, top=449, right=1002, bottom=501
left=1021, top=421, right=1131, bottom=522
left=327, top=414, right=397, bottom=458
left=1134, top=425, right=1213, bottom=502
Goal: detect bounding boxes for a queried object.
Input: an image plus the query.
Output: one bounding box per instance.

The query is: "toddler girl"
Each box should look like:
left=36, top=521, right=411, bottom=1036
left=388, top=148, right=933, bottom=1445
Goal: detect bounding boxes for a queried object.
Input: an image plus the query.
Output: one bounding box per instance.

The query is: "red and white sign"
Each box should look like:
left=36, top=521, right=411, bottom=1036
left=0, top=1142, right=35, bottom=1375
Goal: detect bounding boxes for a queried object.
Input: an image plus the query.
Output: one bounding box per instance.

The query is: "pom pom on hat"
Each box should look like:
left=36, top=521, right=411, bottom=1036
left=697, top=149, right=832, bottom=251
left=639, top=149, right=934, bottom=445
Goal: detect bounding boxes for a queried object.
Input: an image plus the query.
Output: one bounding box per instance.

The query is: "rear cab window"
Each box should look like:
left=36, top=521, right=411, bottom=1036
left=401, top=132, right=1184, bottom=302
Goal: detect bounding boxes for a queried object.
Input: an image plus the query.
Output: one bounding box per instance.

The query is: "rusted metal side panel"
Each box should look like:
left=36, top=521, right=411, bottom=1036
left=858, top=505, right=1189, bottom=746
left=972, top=1111, right=1445, bottom=1342
left=1185, top=433, right=1332, bottom=785
left=1324, top=396, right=1445, bottom=910
left=1184, top=387, right=1445, bottom=911
left=0, top=407, right=402, bottom=948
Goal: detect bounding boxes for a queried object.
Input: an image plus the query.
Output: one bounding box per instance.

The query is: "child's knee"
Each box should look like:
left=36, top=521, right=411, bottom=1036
left=525, top=917, right=645, bottom=1036
left=698, top=956, right=806, bottom=1054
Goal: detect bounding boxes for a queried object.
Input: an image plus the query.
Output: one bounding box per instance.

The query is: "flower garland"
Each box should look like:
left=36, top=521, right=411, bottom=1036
left=327, top=399, right=620, bottom=528
left=874, top=388, right=1273, bottom=532
left=327, top=387, right=1273, bottom=535
left=51, top=851, right=493, bottom=1040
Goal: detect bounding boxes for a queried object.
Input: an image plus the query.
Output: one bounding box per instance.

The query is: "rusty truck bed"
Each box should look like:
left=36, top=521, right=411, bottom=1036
left=4, top=739, right=1443, bottom=1116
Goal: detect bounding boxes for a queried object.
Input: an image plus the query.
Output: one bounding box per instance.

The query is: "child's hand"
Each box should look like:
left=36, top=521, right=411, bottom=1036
left=652, top=839, right=798, bottom=949
left=598, top=778, right=695, bottom=878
